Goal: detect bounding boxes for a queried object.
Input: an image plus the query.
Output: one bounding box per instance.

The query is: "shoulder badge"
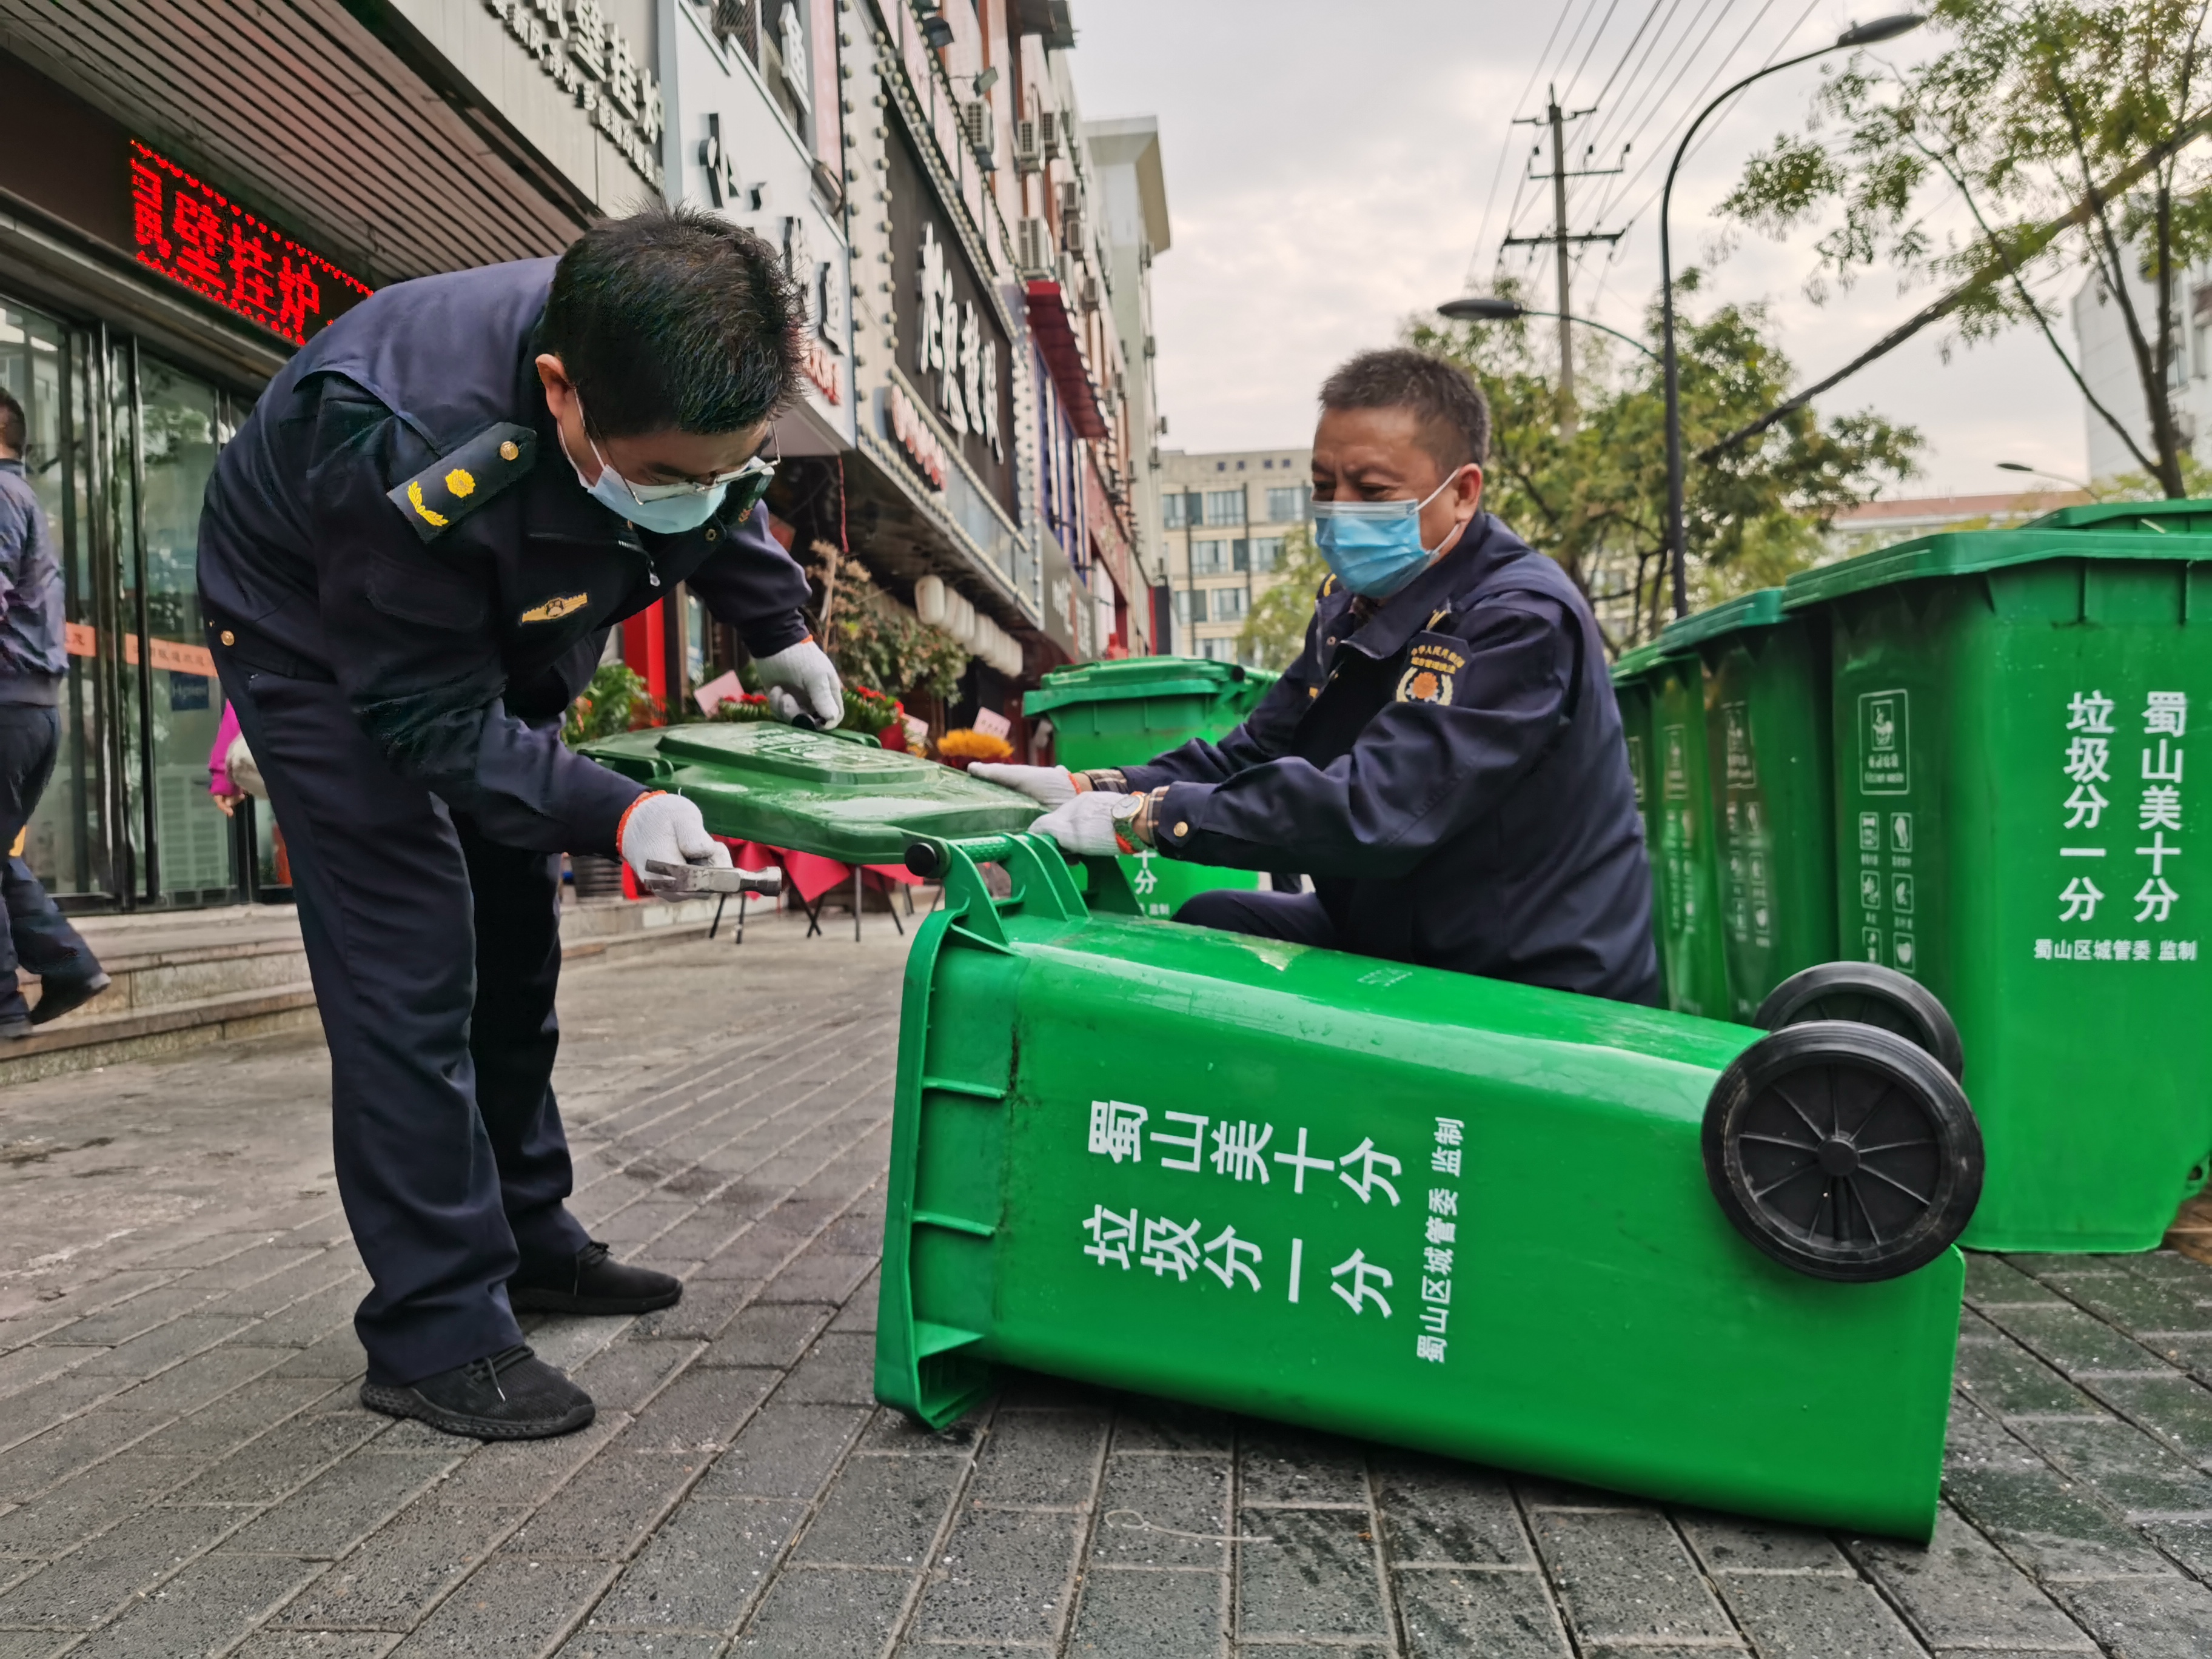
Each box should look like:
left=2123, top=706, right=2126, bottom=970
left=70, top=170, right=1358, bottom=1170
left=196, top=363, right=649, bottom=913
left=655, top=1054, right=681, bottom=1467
left=1396, top=636, right=1470, bottom=706
left=387, top=422, right=537, bottom=543
left=1318, top=573, right=1339, bottom=598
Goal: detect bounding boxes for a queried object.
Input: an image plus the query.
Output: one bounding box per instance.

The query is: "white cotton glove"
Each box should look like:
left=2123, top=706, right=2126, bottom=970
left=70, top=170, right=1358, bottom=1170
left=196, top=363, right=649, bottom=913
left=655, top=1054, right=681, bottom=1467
left=969, top=763, right=1079, bottom=807
left=1030, top=790, right=1131, bottom=857
left=225, top=735, right=267, bottom=800
left=753, top=638, right=843, bottom=728
left=617, top=792, right=732, bottom=897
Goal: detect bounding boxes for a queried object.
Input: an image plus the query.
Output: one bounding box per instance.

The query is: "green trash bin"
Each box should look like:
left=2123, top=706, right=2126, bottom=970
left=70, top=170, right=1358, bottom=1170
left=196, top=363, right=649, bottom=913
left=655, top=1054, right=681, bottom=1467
left=1658, top=591, right=1838, bottom=1022
left=1787, top=528, right=2212, bottom=1251
left=1611, top=643, right=1669, bottom=1006
left=580, top=722, right=1044, bottom=861
left=879, top=834, right=1979, bottom=1538
left=1023, top=656, right=1279, bottom=920
left=1627, top=644, right=1731, bottom=1017
left=2027, top=497, right=2212, bottom=535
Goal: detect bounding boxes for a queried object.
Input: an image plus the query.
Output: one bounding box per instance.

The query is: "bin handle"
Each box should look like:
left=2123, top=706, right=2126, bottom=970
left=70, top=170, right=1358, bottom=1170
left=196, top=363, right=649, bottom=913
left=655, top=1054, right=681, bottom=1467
left=903, top=833, right=1091, bottom=940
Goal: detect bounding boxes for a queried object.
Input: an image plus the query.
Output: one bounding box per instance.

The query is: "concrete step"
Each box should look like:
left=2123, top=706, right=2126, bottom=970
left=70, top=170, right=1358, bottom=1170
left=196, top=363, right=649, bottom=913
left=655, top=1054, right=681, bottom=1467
left=0, top=888, right=769, bottom=1087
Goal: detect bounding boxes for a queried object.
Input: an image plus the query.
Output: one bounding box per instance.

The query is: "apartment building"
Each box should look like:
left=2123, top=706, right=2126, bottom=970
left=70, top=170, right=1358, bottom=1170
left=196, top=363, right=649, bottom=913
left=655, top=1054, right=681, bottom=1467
left=1159, top=447, right=1313, bottom=660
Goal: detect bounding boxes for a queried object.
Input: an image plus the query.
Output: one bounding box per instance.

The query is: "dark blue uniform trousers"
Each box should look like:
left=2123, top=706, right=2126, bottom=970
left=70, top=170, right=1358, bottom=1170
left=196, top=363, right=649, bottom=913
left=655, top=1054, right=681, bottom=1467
left=0, top=705, right=101, bottom=1021
left=1174, top=886, right=1341, bottom=949
left=219, top=664, right=588, bottom=1386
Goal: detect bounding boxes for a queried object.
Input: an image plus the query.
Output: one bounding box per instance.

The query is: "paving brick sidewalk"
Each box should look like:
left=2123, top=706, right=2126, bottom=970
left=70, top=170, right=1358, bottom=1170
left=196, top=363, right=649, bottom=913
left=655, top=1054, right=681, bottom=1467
left=4, top=917, right=2212, bottom=1658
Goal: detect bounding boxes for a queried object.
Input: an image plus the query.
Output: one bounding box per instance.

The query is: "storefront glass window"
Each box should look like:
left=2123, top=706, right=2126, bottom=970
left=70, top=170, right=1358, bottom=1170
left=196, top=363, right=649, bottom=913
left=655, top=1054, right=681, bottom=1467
left=127, top=354, right=233, bottom=899
left=2, top=284, right=252, bottom=911
left=0, top=299, right=106, bottom=899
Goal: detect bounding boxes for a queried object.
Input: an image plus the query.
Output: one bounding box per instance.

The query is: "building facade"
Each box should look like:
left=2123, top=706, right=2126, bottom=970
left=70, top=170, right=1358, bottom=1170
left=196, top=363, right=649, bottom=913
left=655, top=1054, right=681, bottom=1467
left=1158, top=447, right=1313, bottom=661
left=835, top=0, right=1165, bottom=739
left=0, top=0, right=1164, bottom=911
left=0, top=0, right=642, bottom=914
left=2071, top=258, right=2210, bottom=485
left=643, top=0, right=857, bottom=716
left=1084, top=115, right=1171, bottom=656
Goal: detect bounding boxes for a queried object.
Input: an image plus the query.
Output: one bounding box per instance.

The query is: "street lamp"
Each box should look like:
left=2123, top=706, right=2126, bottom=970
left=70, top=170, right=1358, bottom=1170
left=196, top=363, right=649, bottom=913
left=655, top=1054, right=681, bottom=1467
left=1661, top=13, right=1926, bottom=619
left=1436, top=296, right=1662, bottom=363
left=1998, top=460, right=2093, bottom=491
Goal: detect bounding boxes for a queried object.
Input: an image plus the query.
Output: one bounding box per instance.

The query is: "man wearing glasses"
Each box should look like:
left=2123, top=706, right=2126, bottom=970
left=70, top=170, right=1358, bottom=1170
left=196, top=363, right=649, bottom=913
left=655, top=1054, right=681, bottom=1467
left=197, top=208, right=842, bottom=1440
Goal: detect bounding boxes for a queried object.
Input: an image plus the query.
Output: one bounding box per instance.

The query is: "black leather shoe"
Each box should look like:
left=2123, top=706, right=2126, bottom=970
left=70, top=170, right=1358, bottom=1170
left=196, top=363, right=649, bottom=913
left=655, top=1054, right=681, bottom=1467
left=360, top=1344, right=594, bottom=1440
left=0, top=1016, right=30, bottom=1042
left=508, top=1240, right=682, bottom=1316
left=31, top=971, right=110, bottom=1026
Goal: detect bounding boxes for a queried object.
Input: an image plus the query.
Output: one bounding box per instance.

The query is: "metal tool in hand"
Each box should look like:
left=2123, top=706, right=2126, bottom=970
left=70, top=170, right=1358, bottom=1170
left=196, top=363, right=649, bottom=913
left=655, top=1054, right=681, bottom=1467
left=645, top=861, right=783, bottom=897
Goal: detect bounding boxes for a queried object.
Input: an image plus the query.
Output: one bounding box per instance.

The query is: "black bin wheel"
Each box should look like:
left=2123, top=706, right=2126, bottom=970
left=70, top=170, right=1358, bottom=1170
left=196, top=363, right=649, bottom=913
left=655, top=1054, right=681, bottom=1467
left=1703, top=1021, right=1983, bottom=1282
left=1753, top=961, right=1965, bottom=1081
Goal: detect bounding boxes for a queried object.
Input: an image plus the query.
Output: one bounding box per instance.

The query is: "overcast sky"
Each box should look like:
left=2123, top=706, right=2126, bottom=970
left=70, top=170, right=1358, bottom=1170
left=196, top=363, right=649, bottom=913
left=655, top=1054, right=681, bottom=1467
left=1073, top=0, right=2096, bottom=500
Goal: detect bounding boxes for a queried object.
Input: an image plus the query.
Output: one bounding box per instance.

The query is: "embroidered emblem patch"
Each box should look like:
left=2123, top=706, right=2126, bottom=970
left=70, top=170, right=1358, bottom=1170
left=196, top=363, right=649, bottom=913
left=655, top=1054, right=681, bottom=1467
left=1395, top=638, right=1468, bottom=705
left=520, top=592, right=591, bottom=624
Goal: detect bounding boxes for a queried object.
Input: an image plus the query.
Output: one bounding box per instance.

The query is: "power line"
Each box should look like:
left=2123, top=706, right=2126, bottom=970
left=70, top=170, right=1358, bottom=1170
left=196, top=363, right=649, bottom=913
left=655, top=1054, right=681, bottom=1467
left=1556, top=0, right=1629, bottom=106
left=1572, top=0, right=1737, bottom=184
left=1467, top=0, right=1606, bottom=285
left=1591, top=0, right=1823, bottom=236
left=1588, top=0, right=1678, bottom=114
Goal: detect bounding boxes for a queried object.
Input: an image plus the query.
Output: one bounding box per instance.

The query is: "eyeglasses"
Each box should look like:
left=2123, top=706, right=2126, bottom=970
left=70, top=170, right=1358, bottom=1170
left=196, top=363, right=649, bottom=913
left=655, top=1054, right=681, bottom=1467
left=583, top=411, right=780, bottom=513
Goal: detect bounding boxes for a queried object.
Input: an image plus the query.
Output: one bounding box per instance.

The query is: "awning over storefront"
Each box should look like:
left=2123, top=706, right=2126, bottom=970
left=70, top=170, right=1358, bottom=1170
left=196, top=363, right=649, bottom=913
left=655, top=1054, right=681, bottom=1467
left=0, top=0, right=589, bottom=286
left=1022, top=279, right=1107, bottom=440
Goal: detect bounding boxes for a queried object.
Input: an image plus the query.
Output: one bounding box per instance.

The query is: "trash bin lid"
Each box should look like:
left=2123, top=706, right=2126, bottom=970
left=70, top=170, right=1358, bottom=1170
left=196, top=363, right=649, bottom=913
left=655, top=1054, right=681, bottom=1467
left=1610, top=637, right=1695, bottom=686
left=578, top=723, right=1042, bottom=865
left=1784, top=526, right=2212, bottom=609
left=1656, top=588, right=1789, bottom=652
left=2026, top=497, right=2212, bottom=535
left=1023, top=655, right=1274, bottom=717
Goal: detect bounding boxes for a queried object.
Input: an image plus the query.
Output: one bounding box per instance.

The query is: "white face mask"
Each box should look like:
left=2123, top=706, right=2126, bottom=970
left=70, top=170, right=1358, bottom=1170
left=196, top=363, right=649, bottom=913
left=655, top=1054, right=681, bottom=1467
left=571, top=437, right=731, bottom=534
left=565, top=398, right=778, bottom=534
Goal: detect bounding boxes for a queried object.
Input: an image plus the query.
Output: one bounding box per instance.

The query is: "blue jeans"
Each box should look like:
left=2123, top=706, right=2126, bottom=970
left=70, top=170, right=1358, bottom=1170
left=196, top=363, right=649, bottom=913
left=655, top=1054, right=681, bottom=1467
left=0, top=703, right=99, bottom=1020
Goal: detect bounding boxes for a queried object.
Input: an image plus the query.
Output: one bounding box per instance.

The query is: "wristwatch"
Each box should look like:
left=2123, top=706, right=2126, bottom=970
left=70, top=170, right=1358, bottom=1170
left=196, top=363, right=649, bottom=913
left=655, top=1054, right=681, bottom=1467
left=1109, top=792, right=1145, bottom=856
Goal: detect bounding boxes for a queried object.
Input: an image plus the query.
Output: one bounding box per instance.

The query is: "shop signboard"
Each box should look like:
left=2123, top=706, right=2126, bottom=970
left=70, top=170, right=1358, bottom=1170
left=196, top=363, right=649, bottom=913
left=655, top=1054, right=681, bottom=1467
left=127, top=142, right=372, bottom=346
left=885, top=124, right=1017, bottom=520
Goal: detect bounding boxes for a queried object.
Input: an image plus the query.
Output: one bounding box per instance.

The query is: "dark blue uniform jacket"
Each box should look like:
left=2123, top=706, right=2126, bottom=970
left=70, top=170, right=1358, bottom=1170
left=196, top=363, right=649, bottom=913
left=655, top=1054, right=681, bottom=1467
left=1124, top=514, right=1660, bottom=1002
left=0, top=460, right=67, bottom=702
left=198, top=258, right=813, bottom=857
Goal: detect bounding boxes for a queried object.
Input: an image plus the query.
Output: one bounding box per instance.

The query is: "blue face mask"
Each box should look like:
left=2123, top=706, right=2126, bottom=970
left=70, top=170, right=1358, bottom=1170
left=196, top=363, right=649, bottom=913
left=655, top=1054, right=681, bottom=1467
left=1310, top=472, right=1466, bottom=599
left=567, top=411, right=777, bottom=535
left=574, top=435, right=730, bottom=534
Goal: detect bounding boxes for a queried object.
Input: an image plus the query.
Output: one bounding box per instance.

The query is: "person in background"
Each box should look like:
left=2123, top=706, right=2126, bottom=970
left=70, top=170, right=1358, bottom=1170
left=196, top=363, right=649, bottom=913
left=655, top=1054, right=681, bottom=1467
left=977, top=349, right=1657, bottom=1004
left=207, top=700, right=266, bottom=816
left=0, top=384, right=107, bottom=1037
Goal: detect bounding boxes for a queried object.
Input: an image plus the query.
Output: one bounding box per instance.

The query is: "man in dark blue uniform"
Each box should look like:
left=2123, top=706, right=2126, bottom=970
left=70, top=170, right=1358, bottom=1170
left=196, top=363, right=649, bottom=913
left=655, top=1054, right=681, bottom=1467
left=198, top=208, right=845, bottom=1439
left=978, top=349, right=1655, bottom=1004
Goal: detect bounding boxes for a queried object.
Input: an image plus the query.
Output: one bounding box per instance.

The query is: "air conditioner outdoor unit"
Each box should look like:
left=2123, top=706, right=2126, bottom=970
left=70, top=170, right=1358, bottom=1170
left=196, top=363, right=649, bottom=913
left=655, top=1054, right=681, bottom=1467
left=1078, top=272, right=1099, bottom=313
left=959, top=102, right=995, bottom=169
left=1038, top=109, right=1063, bottom=158
left=1013, top=119, right=1042, bottom=174
left=1016, top=218, right=1054, bottom=276
left=1061, top=209, right=1084, bottom=255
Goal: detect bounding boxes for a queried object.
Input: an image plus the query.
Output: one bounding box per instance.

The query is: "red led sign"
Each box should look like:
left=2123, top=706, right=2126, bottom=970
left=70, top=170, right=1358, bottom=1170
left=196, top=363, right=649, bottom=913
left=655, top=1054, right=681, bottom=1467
left=128, top=142, right=372, bottom=347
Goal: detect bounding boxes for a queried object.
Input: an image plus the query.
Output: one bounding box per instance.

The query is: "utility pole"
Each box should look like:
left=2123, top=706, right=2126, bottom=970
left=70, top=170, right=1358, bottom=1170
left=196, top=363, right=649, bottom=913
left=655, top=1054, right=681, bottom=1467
left=1504, top=86, right=1623, bottom=436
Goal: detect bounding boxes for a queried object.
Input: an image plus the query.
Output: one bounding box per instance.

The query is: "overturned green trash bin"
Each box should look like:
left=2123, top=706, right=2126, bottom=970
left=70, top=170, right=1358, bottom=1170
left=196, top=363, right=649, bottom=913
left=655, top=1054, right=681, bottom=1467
left=579, top=722, right=1044, bottom=860
left=1023, top=656, right=1279, bottom=920
left=877, top=834, right=1980, bottom=1538
left=1788, top=526, right=2212, bottom=1250
left=1659, top=591, right=1838, bottom=1022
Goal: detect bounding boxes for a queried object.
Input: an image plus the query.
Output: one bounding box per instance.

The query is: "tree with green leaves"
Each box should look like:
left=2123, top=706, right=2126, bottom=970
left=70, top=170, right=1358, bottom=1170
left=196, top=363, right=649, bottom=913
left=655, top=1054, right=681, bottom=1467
left=1411, top=279, right=1919, bottom=651
left=1720, top=0, right=2212, bottom=497
left=1238, top=527, right=1330, bottom=671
